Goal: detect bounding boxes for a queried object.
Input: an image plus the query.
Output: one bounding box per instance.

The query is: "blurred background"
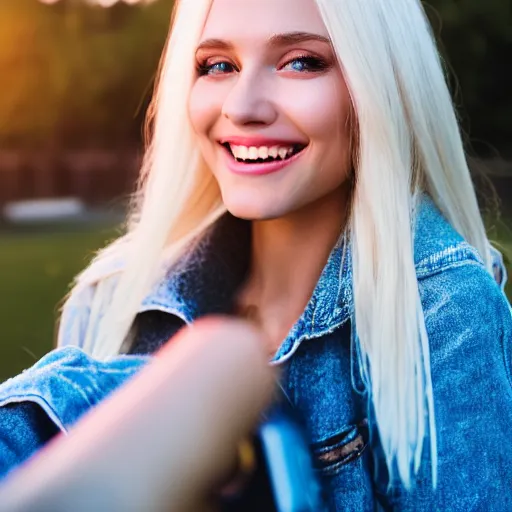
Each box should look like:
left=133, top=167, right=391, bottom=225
left=0, top=0, right=510, bottom=380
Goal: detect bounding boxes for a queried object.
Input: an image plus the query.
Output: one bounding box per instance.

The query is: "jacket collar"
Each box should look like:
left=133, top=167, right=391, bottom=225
left=141, top=211, right=352, bottom=358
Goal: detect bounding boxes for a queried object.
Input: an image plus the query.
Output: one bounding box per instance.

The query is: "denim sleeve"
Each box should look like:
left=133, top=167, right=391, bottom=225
left=0, top=403, right=60, bottom=478
left=0, top=346, right=150, bottom=478
left=386, top=263, right=512, bottom=509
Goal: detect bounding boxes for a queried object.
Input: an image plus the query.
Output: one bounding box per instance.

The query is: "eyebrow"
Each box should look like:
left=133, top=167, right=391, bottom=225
left=195, top=31, right=331, bottom=53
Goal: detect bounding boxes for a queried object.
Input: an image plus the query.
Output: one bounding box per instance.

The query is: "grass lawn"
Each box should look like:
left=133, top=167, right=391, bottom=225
left=0, top=219, right=510, bottom=382
left=0, top=223, right=119, bottom=381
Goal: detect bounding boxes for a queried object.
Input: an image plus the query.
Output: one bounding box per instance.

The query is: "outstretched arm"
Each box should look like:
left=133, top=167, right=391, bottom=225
left=0, top=318, right=276, bottom=512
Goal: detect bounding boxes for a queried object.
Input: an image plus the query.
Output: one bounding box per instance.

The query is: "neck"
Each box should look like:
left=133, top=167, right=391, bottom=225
left=237, top=185, right=350, bottom=352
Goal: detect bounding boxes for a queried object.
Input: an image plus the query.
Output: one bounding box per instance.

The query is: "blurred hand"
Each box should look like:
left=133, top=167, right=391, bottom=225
left=0, top=317, right=277, bottom=512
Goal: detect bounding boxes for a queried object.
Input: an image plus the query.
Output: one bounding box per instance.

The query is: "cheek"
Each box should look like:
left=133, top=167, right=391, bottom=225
left=279, top=74, right=351, bottom=147
left=188, top=82, right=221, bottom=137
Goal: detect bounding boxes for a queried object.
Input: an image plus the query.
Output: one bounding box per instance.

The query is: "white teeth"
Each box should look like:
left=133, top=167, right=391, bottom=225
left=229, top=143, right=301, bottom=161
left=268, top=146, right=279, bottom=159
left=237, top=146, right=248, bottom=159
left=278, top=148, right=288, bottom=160
left=258, top=147, right=269, bottom=159
left=248, top=146, right=259, bottom=159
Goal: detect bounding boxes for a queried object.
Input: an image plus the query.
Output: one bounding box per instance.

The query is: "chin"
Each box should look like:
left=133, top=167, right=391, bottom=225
left=223, top=199, right=284, bottom=221
left=219, top=184, right=294, bottom=220
left=226, top=205, right=269, bottom=221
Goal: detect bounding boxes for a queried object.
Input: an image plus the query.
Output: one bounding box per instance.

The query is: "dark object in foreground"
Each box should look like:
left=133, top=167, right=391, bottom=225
left=221, top=398, right=326, bottom=512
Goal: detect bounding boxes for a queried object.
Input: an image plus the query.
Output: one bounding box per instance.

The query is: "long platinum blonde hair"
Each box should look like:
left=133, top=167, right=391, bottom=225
left=59, top=0, right=493, bottom=488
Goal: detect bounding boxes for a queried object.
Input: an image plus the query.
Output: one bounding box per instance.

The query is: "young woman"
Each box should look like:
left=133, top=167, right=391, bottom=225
left=1, top=0, right=511, bottom=509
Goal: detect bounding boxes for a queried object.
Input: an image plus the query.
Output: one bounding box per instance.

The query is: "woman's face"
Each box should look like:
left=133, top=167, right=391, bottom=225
left=188, top=0, right=353, bottom=220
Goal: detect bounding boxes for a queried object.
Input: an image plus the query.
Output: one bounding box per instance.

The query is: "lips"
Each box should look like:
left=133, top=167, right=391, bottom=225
left=221, top=142, right=305, bottom=162
left=218, top=135, right=308, bottom=163
left=219, top=136, right=308, bottom=148
left=219, top=140, right=308, bottom=176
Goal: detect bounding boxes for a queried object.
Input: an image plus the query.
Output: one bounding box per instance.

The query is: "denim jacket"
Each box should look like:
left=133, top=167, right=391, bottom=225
left=0, top=195, right=511, bottom=511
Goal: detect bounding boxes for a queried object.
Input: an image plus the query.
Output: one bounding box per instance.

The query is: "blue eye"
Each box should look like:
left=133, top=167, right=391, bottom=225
left=197, top=61, right=235, bottom=76
left=282, top=56, right=329, bottom=73
left=197, top=55, right=329, bottom=77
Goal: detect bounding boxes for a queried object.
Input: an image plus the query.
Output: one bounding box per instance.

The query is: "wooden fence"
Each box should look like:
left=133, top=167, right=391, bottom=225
left=0, top=150, right=141, bottom=207
left=0, top=150, right=510, bottom=212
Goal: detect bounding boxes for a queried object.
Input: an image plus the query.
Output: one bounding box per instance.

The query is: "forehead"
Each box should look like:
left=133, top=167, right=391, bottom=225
left=201, top=0, right=328, bottom=41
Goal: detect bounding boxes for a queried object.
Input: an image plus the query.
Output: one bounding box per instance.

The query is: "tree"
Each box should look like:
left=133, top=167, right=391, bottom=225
left=425, top=0, right=512, bottom=156
left=0, top=0, right=174, bottom=149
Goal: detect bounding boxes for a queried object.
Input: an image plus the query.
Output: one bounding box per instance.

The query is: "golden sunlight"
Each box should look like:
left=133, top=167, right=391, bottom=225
left=39, top=0, right=157, bottom=5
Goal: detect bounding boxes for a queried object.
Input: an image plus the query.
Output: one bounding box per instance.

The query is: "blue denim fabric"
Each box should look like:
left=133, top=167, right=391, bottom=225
left=0, top=347, right=149, bottom=478
left=1, top=194, right=511, bottom=511
left=0, top=402, right=59, bottom=478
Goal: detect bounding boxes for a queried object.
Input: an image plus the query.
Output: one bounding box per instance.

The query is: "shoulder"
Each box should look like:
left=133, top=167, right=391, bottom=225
left=418, top=261, right=510, bottom=335
left=412, top=194, right=511, bottom=367
left=0, top=347, right=150, bottom=433
left=418, top=257, right=512, bottom=408
left=414, top=196, right=510, bottom=340
left=413, top=195, right=483, bottom=277
left=413, top=194, right=508, bottom=288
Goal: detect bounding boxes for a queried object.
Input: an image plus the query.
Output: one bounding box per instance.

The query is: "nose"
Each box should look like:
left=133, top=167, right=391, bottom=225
left=221, top=70, right=278, bottom=126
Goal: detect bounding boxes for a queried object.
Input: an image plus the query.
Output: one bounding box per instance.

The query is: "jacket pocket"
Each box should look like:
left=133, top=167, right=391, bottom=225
left=311, top=419, right=369, bottom=477
left=311, top=420, right=374, bottom=511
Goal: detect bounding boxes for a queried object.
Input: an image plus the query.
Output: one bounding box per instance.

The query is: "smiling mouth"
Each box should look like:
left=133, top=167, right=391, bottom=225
left=220, top=143, right=307, bottom=164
